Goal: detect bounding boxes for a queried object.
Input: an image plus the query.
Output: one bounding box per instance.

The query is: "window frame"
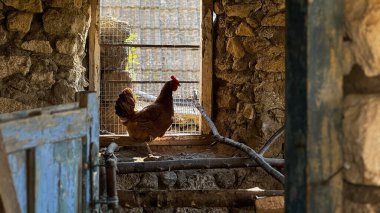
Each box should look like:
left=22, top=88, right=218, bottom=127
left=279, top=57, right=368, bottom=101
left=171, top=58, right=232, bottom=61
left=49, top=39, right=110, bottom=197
left=88, top=0, right=214, bottom=146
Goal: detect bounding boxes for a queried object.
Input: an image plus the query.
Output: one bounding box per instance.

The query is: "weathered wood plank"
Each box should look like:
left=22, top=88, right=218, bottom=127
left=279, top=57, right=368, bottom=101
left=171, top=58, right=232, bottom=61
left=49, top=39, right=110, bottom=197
left=0, top=109, right=88, bottom=154
left=100, top=134, right=212, bottom=147
left=33, top=140, right=82, bottom=213
left=118, top=189, right=284, bottom=208
left=285, top=1, right=307, bottom=211
left=285, top=0, right=343, bottom=212
left=76, top=91, right=99, bottom=212
left=307, top=0, right=343, bottom=211
left=88, top=0, right=101, bottom=100
left=0, top=139, right=21, bottom=213
left=1, top=92, right=99, bottom=213
left=7, top=151, right=27, bottom=213
left=0, top=103, right=79, bottom=123
left=200, top=0, right=213, bottom=134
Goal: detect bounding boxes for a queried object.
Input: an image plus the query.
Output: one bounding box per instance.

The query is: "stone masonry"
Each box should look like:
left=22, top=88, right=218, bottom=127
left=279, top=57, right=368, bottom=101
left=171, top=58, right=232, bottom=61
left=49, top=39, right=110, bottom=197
left=214, top=0, right=285, bottom=156
left=343, top=0, right=380, bottom=211
left=0, top=0, right=91, bottom=113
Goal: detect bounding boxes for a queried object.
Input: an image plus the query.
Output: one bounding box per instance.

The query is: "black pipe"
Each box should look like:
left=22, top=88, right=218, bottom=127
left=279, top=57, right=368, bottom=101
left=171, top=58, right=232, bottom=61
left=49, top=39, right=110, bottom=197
left=106, top=157, right=118, bottom=210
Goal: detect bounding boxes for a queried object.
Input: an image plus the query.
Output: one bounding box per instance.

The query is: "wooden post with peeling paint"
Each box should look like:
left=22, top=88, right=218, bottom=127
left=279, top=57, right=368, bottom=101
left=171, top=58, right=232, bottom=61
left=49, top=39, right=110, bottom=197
left=285, top=0, right=344, bottom=212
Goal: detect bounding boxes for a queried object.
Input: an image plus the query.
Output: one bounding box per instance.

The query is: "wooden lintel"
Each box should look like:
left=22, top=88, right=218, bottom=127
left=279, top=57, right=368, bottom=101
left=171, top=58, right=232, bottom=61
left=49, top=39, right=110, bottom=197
left=118, top=189, right=284, bottom=208
left=100, top=135, right=213, bottom=147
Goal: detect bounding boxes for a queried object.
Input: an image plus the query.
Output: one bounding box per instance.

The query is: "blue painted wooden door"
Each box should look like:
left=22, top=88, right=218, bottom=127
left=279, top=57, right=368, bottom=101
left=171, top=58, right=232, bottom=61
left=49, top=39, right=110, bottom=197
left=0, top=92, right=99, bottom=213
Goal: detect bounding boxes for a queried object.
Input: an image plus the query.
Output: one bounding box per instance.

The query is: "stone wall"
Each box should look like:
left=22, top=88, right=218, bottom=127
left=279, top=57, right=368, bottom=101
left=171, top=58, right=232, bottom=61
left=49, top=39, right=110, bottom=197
left=117, top=167, right=283, bottom=212
left=343, top=0, right=380, bottom=211
left=0, top=0, right=91, bottom=113
left=213, top=0, right=285, bottom=156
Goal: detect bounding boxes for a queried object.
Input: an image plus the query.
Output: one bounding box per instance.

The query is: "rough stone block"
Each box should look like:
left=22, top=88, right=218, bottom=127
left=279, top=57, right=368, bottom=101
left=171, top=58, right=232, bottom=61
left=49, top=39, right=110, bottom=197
left=343, top=95, right=380, bottom=186
left=255, top=196, right=284, bottom=213
left=226, top=2, right=262, bottom=18
left=138, top=173, right=158, bottom=189
left=232, top=58, right=249, bottom=71
left=30, top=70, right=55, bottom=88
left=236, top=22, right=255, bottom=36
left=227, top=37, right=245, bottom=59
left=0, top=98, right=32, bottom=113
left=344, top=200, right=380, bottom=213
left=52, top=80, right=76, bottom=104
left=345, top=0, right=380, bottom=76
left=56, top=38, right=78, bottom=55
left=216, top=87, right=237, bottom=109
left=160, top=172, right=177, bottom=188
left=214, top=170, right=236, bottom=189
left=0, top=25, right=8, bottom=45
left=236, top=92, right=252, bottom=102
left=243, top=104, right=255, bottom=120
left=261, top=13, right=285, bottom=27
left=0, top=56, right=31, bottom=79
left=21, top=40, right=53, bottom=54
left=255, top=56, right=285, bottom=72
left=49, top=0, right=82, bottom=8
left=7, top=12, right=33, bottom=33
left=43, top=9, right=88, bottom=35
left=213, top=1, right=223, bottom=15
left=246, top=17, right=259, bottom=28
left=117, top=174, right=140, bottom=190
left=243, top=37, right=271, bottom=55
left=258, top=28, right=275, bottom=39
left=2, top=0, right=42, bottom=13
left=176, top=171, right=218, bottom=190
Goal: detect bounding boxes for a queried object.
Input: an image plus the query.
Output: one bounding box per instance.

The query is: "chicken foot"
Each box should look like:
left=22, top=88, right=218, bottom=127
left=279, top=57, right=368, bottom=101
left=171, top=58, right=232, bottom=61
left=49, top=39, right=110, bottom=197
left=145, top=136, right=160, bottom=159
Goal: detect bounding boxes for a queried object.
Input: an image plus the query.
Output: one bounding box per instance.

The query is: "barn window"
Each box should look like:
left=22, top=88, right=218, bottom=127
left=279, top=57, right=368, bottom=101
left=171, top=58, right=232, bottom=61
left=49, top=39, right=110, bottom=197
left=98, top=0, right=210, bottom=138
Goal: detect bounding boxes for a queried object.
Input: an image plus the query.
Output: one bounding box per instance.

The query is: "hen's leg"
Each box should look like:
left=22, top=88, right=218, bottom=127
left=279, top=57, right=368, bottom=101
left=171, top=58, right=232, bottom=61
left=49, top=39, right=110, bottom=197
left=145, top=136, right=160, bottom=159
left=145, top=142, right=153, bottom=155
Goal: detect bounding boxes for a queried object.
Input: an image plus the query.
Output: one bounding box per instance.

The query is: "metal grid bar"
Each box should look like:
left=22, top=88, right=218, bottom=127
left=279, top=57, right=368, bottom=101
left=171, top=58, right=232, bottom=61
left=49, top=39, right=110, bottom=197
left=101, top=44, right=200, bottom=48
left=99, top=0, right=201, bottom=136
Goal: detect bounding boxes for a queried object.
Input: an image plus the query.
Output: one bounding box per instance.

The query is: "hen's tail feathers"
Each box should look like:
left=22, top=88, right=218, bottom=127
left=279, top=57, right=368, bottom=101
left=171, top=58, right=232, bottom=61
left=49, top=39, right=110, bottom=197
left=115, top=88, right=136, bottom=122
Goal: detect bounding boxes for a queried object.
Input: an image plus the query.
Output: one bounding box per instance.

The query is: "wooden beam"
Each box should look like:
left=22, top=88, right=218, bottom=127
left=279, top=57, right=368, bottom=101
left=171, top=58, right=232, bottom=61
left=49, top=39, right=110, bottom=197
left=200, top=0, right=213, bottom=134
left=0, top=109, right=88, bottom=154
left=118, top=189, right=284, bottom=208
left=285, top=0, right=343, bottom=212
left=88, top=0, right=101, bottom=100
left=100, top=135, right=212, bottom=147
left=117, top=157, right=284, bottom=173
left=76, top=92, right=100, bottom=212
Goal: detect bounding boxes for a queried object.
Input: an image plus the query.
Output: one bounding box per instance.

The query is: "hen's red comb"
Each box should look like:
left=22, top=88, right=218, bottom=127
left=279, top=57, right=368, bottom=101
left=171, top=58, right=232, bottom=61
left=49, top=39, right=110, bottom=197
left=170, top=75, right=180, bottom=85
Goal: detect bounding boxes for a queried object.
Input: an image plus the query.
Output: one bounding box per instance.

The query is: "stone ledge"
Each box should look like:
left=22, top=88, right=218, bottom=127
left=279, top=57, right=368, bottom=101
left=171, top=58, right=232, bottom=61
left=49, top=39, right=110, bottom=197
left=343, top=94, right=380, bottom=186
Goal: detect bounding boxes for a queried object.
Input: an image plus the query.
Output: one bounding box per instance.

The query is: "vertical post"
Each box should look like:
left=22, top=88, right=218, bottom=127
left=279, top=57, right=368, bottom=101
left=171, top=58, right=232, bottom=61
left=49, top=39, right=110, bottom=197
left=106, top=157, right=118, bottom=210
left=200, top=0, right=213, bottom=134
left=0, top=138, right=21, bottom=213
left=76, top=91, right=100, bottom=212
left=285, top=0, right=343, bottom=212
left=89, top=0, right=101, bottom=100
left=27, top=149, right=36, bottom=213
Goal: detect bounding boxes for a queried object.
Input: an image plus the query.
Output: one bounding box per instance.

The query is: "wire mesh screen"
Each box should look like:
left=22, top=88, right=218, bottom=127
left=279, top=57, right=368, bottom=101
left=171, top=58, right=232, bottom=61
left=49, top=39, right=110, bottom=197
left=99, top=0, right=201, bottom=135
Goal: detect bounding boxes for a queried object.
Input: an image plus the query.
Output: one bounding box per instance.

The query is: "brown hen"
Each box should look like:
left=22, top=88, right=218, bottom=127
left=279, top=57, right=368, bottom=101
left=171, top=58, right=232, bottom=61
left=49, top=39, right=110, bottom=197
left=115, top=76, right=180, bottom=156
